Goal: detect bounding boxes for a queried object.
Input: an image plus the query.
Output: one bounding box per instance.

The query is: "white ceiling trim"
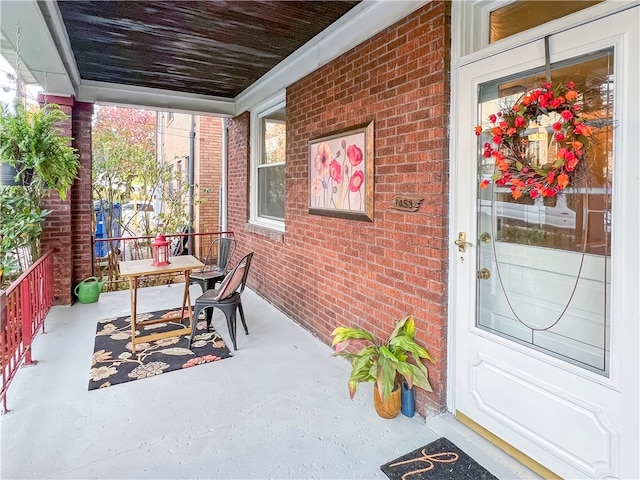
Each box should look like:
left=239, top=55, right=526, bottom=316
left=77, top=80, right=236, bottom=116
left=0, top=0, right=74, bottom=95
left=37, top=0, right=81, bottom=89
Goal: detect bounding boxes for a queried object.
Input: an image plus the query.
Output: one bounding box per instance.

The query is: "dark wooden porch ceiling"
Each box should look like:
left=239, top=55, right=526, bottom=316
left=56, top=1, right=360, bottom=99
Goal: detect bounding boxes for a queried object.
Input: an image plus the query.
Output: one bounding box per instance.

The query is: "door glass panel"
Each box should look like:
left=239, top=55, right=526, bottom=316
left=490, top=1, right=603, bottom=43
left=476, top=49, right=613, bottom=373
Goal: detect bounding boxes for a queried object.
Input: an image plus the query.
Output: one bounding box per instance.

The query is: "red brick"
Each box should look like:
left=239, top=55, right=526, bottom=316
left=226, top=2, right=451, bottom=415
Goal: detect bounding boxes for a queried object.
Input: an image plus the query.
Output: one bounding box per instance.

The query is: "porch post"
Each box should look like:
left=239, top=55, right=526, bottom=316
left=70, top=101, right=94, bottom=291
left=37, top=95, right=94, bottom=305
left=38, top=94, right=74, bottom=305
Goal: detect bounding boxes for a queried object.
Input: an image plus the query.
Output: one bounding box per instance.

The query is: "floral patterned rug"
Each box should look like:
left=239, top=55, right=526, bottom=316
left=89, top=308, right=232, bottom=390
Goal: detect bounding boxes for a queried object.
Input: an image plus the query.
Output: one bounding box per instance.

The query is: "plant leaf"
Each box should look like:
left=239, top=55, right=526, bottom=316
left=377, top=355, right=397, bottom=401
left=331, top=326, right=375, bottom=347
left=406, top=363, right=433, bottom=392
left=348, top=380, right=358, bottom=399
left=390, top=335, right=434, bottom=362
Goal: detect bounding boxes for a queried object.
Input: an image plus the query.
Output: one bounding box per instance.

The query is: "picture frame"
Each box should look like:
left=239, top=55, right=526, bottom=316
left=308, top=121, right=374, bottom=222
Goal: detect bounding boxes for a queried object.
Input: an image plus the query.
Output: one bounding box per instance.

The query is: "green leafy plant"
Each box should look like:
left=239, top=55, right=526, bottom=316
left=0, top=101, right=79, bottom=200
left=0, top=186, right=50, bottom=286
left=92, top=106, right=203, bottom=239
left=331, top=315, right=435, bottom=402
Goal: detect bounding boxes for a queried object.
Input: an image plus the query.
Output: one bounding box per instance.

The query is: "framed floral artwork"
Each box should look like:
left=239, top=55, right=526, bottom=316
left=308, top=121, right=374, bottom=221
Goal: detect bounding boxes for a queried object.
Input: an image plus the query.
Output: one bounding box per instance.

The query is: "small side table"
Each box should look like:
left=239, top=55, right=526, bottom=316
left=119, top=255, right=205, bottom=352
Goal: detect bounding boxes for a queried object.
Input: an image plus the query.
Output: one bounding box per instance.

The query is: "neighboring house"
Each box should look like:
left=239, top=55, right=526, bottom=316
left=4, top=1, right=638, bottom=478
left=156, top=111, right=223, bottom=258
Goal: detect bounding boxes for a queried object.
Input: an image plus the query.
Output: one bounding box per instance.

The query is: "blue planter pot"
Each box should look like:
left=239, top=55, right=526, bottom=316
left=401, top=380, right=415, bottom=417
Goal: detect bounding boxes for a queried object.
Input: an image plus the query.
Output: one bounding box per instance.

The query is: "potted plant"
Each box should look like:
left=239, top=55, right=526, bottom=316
left=0, top=101, right=79, bottom=201
left=331, top=314, right=435, bottom=419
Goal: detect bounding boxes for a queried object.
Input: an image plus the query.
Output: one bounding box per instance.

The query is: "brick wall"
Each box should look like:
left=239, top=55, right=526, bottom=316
left=227, top=111, right=251, bottom=244
left=195, top=116, right=223, bottom=257
left=38, top=96, right=94, bottom=305
left=227, top=2, right=451, bottom=414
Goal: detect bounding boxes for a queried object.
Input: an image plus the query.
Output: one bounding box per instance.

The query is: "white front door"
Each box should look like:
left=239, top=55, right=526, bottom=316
left=452, top=9, right=639, bottom=479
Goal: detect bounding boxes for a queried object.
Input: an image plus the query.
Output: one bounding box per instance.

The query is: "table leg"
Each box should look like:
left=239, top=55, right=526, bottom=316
left=129, top=276, right=138, bottom=353
left=182, top=270, right=194, bottom=328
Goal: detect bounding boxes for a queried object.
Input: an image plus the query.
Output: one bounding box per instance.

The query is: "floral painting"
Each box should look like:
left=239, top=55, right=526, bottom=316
left=309, top=121, right=374, bottom=221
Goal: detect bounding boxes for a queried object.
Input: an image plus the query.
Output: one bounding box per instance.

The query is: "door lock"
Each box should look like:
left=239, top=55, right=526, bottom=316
left=477, top=268, right=491, bottom=280
left=454, top=232, right=473, bottom=253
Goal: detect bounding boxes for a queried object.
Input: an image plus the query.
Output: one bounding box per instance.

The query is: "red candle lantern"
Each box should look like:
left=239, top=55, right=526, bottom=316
left=151, top=234, right=170, bottom=266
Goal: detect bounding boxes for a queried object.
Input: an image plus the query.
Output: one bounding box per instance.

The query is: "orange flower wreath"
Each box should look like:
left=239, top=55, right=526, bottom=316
left=475, top=81, right=592, bottom=199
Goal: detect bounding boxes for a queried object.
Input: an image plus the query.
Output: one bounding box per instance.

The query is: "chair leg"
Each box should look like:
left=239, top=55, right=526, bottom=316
left=218, top=304, right=237, bottom=351
left=238, top=300, right=248, bottom=335
left=189, top=278, right=206, bottom=295
left=206, top=307, right=213, bottom=330
left=189, top=304, right=205, bottom=348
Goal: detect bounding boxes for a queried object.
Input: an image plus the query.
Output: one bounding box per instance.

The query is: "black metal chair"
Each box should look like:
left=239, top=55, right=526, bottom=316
left=189, top=236, right=236, bottom=293
left=189, top=252, right=254, bottom=351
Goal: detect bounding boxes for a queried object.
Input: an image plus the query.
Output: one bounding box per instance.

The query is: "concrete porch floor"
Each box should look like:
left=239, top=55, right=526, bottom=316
left=1, top=284, right=540, bottom=479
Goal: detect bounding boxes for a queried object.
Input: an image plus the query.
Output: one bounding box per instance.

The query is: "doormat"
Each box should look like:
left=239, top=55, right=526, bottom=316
left=89, top=308, right=232, bottom=390
left=381, top=437, right=498, bottom=480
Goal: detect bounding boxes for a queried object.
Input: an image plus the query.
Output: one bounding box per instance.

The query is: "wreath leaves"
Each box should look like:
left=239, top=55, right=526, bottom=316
left=476, top=81, right=592, bottom=200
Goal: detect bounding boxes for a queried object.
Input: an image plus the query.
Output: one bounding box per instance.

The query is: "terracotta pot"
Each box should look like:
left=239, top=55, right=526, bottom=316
left=373, top=384, right=401, bottom=419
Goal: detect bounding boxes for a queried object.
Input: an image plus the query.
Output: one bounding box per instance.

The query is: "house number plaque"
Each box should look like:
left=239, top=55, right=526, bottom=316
left=390, top=194, right=424, bottom=212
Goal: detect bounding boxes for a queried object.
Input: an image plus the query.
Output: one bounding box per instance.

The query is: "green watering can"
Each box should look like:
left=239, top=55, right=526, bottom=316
left=74, top=277, right=106, bottom=304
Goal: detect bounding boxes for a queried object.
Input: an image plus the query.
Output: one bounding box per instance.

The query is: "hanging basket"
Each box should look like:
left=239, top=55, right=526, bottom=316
left=0, top=163, right=22, bottom=187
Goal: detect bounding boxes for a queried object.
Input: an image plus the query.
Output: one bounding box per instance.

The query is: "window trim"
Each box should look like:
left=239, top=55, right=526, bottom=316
left=249, top=93, right=286, bottom=231
left=452, top=0, right=631, bottom=66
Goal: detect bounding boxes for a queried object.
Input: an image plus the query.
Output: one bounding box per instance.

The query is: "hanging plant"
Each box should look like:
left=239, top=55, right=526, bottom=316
left=0, top=101, right=79, bottom=200
left=475, top=81, right=592, bottom=200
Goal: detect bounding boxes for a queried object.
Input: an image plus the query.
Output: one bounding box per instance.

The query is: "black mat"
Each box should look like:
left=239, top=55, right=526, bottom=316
left=381, top=437, right=498, bottom=480
left=89, top=307, right=232, bottom=390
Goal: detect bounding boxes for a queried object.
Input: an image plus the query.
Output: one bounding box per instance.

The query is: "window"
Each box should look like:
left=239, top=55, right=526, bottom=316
left=176, top=159, right=182, bottom=194
left=455, top=0, right=612, bottom=58
left=251, top=97, right=286, bottom=229
left=489, top=1, right=602, bottom=44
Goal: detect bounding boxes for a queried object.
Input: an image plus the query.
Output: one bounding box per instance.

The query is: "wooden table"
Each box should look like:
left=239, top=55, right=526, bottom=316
left=119, top=255, right=205, bottom=352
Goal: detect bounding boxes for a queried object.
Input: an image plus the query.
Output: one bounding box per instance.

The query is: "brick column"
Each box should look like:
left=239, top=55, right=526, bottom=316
left=195, top=116, right=223, bottom=257
left=38, top=95, right=74, bottom=305
left=38, top=95, right=94, bottom=305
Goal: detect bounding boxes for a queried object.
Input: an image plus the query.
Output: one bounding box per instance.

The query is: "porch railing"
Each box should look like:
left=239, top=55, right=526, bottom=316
left=0, top=249, right=55, bottom=413
left=93, top=231, right=233, bottom=291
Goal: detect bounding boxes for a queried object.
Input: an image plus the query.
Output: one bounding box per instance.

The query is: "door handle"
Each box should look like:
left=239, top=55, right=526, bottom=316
left=477, top=268, right=491, bottom=280
left=454, top=232, right=473, bottom=253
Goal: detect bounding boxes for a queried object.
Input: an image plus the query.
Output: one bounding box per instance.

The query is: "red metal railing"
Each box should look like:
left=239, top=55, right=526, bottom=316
left=0, top=249, right=55, bottom=413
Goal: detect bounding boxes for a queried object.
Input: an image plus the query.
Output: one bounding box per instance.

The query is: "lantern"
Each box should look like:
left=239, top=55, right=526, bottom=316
left=151, top=234, right=170, bottom=266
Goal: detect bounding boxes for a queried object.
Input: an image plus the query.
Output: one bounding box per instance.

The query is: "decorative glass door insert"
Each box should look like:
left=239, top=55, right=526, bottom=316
left=476, top=49, right=613, bottom=373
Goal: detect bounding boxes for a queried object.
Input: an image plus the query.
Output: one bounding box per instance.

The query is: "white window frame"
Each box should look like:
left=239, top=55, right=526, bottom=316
left=249, top=92, right=286, bottom=231
left=452, top=0, right=632, bottom=66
